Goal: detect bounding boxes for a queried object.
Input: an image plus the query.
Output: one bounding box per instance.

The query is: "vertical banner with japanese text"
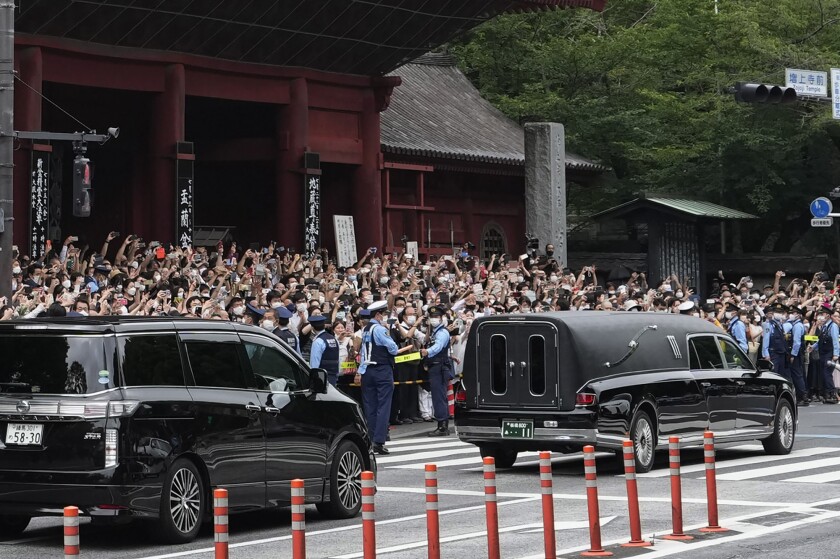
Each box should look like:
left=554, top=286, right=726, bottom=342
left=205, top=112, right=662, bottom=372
left=29, top=146, right=51, bottom=259
left=832, top=68, right=840, bottom=120
left=333, top=215, right=358, bottom=268
left=303, top=174, right=321, bottom=258
left=176, top=142, right=195, bottom=248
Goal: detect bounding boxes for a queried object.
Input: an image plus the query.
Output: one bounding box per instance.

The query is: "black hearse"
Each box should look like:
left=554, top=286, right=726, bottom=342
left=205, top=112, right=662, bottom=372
left=0, top=317, right=374, bottom=543
left=455, top=312, right=796, bottom=472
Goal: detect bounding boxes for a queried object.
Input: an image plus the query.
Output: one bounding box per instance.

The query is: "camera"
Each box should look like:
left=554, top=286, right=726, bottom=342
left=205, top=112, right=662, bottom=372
left=525, top=233, right=539, bottom=258
left=465, top=241, right=476, bottom=250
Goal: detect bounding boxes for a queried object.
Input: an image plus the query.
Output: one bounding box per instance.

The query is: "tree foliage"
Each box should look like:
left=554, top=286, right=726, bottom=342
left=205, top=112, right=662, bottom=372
left=451, top=0, right=840, bottom=251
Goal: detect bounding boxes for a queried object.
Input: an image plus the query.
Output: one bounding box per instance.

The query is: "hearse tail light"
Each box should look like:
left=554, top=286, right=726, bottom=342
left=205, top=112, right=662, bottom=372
left=104, top=429, right=118, bottom=467
left=57, top=400, right=139, bottom=419
left=455, top=386, right=467, bottom=405
left=575, top=393, right=597, bottom=406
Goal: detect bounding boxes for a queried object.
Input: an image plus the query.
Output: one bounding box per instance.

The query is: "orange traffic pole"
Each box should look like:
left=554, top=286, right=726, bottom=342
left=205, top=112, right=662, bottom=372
left=362, top=471, right=377, bottom=559
left=581, top=445, right=613, bottom=557
left=621, top=440, right=652, bottom=547
left=426, top=464, right=441, bottom=559
left=291, top=479, right=306, bottom=559
left=699, top=432, right=729, bottom=533
left=662, top=436, right=693, bottom=541
left=539, top=451, right=557, bottom=559
left=214, top=488, right=229, bottom=559
left=483, top=456, right=501, bottom=559
left=64, top=506, right=80, bottom=559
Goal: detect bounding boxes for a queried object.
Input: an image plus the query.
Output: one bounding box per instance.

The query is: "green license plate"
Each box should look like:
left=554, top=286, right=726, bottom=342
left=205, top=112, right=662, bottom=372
left=501, top=419, right=533, bottom=439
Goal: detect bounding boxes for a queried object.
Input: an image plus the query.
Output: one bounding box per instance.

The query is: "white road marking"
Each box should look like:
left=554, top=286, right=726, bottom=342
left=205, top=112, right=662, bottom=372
left=385, top=436, right=456, bottom=447
left=375, top=447, right=479, bottom=464
left=715, top=455, right=840, bottom=481
left=381, top=440, right=468, bottom=453
left=784, top=469, right=840, bottom=483
left=640, top=446, right=840, bottom=478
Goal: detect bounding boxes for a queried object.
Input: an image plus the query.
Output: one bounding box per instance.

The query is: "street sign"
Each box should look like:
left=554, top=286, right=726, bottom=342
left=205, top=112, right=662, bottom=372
left=832, top=69, right=840, bottom=119
left=786, top=68, right=828, bottom=97
left=812, top=217, right=834, bottom=227
left=810, top=197, right=833, bottom=218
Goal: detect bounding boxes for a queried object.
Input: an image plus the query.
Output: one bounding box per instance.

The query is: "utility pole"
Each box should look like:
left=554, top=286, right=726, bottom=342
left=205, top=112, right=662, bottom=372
left=0, top=1, right=12, bottom=301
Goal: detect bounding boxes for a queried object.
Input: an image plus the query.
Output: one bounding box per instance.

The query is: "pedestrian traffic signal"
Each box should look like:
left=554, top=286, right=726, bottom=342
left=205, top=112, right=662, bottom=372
left=733, top=82, right=797, bottom=104
left=72, top=155, right=91, bottom=217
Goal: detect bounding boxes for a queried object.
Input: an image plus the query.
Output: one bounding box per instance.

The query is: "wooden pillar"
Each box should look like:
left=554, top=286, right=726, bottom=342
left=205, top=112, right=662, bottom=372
left=146, top=64, right=185, bottom=242
left=276, top=78, right=308, bottom=248
left=462, top=186, right=474, bottom=248
left=13, top=46, right=42, bottom=245
left=353, top=89, right=382, bottom=251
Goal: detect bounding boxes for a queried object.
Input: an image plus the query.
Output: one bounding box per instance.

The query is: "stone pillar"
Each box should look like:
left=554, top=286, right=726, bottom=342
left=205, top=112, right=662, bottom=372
left=276, top=78, right=308, bottom=248
left=524, top=123, right=567, bottom=266
left=13, top=46, right=42, bottom=246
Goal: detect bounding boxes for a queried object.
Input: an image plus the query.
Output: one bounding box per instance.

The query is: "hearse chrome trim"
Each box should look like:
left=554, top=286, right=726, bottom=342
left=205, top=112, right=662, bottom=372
left=457, top=425, right=597, bottom=444
left=666, top=335, right=682, bottom=359
left=604, top=324, right=658, bottom=368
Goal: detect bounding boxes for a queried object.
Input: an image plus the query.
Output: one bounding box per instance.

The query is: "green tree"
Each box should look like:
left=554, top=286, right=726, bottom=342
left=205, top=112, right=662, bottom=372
left=452, top=0, right=840, bottom=251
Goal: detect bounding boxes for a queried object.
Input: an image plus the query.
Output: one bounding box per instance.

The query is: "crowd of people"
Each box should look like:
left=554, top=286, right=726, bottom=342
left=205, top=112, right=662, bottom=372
left=3, top=233, right=840, bottom=445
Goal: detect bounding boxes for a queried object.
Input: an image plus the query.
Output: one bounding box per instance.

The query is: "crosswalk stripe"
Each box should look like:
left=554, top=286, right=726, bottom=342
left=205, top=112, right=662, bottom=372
left=385, top=436, right=446, bottom=447
left=639, top=446, right=840, bottom=478
left=715, top=455, right=840, bottom=481
left=784, top=469, right=840, bottom=483
left=384, top=440, right=467, bottom=453
left=389, top=454, right=481, bottom=470
left=376, top=447, right=480, bottom=465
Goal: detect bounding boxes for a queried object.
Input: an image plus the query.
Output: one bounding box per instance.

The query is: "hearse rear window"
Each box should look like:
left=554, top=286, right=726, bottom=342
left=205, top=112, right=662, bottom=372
left=120, top=335, right=185, bottom=386
left=490, top=335, right=507, bottom=394
left=0, top=335, right=114, bottom=395
left=529, top=336, right=546, bottom=396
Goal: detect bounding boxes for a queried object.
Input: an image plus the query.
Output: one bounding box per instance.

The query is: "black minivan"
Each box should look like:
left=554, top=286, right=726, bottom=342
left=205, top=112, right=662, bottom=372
left=0, top=317, right=374, bottom=543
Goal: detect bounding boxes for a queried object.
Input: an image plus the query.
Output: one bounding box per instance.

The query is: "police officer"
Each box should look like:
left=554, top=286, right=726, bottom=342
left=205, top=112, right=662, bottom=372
left=274, top=306, right=301, bottom=354
left=762, top=303, right=789, bottom=380
left=786, top=305, right=809, bottom=406
left=817, top=308, right=839, bottom=404
left=309, top=315, right=340, bottom=386
left=355, top=300, right=401, bottom=455
left=421, top=305, right=454, bottom=437
left=726, top=303, right=748, bottom=354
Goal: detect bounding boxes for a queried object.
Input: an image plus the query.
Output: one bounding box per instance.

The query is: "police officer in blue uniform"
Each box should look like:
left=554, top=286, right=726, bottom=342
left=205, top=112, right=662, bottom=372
left=309, top=315, right=340, bottom=386
left=762, top=303, right=789, bottom=381
left=273, top=306, right=301, bottom=354
left=726, top=303, right=748, bottom=354
left=421, top=306, right=454, bottom=437
left=786, top=305, right=809, bottom=406
left=817, top=307, right=839, bottom=404
left=356, top=301, right=401, bottom=455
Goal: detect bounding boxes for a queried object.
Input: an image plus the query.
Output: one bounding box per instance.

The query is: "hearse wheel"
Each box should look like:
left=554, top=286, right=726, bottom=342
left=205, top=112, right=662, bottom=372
left=0, top=515, right=30, bottom=539
left=628, top=410, right=656, bottom=473
left=317, top=440, right=364, bottom=519
left=479, top=445, right=518, bottom=468
left=763, top=398, right=795, bottom=455
left=156, top=458, right=206, bottom=544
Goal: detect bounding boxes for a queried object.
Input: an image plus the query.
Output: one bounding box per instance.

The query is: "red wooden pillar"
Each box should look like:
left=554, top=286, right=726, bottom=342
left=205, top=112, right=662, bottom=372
left=353, top=89, right=382, bottom=251
left=146, top=63, right=185, bottom=242
left=276, top=78, right=308, bottom=247
left=13, top=46, right=42, bottom=246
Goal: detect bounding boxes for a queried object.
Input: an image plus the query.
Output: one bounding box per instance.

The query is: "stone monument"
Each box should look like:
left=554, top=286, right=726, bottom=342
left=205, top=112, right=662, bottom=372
left=524, top=122, right=567, bottom=266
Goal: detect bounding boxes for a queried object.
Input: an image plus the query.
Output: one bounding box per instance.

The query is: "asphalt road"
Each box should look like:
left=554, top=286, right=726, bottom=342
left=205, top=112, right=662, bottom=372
left=4, top=405, right=840, bottom=559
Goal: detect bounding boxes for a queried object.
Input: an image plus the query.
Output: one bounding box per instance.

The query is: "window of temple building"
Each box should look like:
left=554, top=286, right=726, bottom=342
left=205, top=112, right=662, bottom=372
left=481, top=223, right=508, bottom=259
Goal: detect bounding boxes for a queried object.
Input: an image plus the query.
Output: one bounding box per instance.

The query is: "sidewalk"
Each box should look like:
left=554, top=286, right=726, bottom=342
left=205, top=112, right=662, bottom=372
left=390, top=419, right=445, bottom=440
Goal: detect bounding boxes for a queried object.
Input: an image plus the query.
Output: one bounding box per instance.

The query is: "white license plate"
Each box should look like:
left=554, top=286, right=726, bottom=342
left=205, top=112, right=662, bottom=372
left=5, top=423, right=43, bottom=446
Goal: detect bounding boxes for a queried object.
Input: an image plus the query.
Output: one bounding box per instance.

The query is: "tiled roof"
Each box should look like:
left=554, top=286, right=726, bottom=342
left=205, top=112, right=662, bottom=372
left=592, top=197, right=758, bottom=221
left=381, top=54, right=607, bottom=172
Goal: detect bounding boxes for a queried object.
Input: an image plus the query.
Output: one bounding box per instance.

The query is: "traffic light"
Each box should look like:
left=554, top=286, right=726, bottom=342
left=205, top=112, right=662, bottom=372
left=734, top=82, right=797, bottom=104
left=72, top=155, right=91, bottom=217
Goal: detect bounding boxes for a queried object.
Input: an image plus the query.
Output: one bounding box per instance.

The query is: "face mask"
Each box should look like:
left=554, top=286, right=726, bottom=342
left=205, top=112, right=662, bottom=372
left=675, top=291, right=683, bottom=298
left=521, top=307, right=530, bottom=313
left=336, top=311, right=346, bottom=321
left=405, top=315, right=417, bottom=326
left=517, top=276, right=525, bottom=283
left=765, top=290, right=773, bottom=297
left=153, top=274, right=162, bottom=283
left=347, top=275, right=357, bottom=283
left=78, top=310, right=88, bottom=317
left=261, top=320, right=275, bottom=331
left=725, top=312, right=733, bottom=319
left=296, top=303, right=308, bottom=312
left=429, top=318, right=441, bottom=328
left=546, top=250, right=554, bottom=257
left=12, top=266, right=21, bottom=275
left=746, top=282, right=754, bottom=289
left=395, top=306, right=405, bottom=314
left=127, top=287, right=136, bottom=296
left=363, top=295, right=373, bottom=304
left=62, top=279, right=71, bottom=289
left=379, top=277, right=389, bottom=285
left=318, top=295, right=325, bottom=304
left=550, top=275, right=558, bottom=282
left=692, top=312, right=700, bottom=317
left=271, top=302, right=282, bottom=309
left=232, top=306, right=245, bottom=316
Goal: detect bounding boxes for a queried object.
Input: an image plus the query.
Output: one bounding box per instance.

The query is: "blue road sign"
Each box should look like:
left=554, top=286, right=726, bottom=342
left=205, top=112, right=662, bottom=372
left=810, top=197, right=833, bottom=218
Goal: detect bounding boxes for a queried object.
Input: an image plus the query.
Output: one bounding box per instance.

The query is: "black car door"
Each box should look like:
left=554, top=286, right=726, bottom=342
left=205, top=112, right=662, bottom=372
left=181, top=333, right=267, bottom=512
left=688, top=335, right=738, bottom=435
left=719, top=337, right=775, bottom=432
left=241, top=334, right=329, bottom=506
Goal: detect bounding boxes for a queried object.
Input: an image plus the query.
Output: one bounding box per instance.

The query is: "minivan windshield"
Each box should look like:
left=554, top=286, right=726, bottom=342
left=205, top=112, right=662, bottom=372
left=0, top=335, right=116, bottom=395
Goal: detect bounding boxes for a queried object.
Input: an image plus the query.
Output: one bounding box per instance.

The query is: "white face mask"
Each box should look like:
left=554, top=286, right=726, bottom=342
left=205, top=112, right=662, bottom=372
left=405, top=315, right=417, bottom=326
left=550, top=275, right=558, bottom=282
left=318, top=295, right=325, bottom=304
left=692, top=312, right=700, bottom=318
left=78, top=310, right=88, bottom=317
left=62, top=279, right=71, bottom=289
left=746, top=282, right=754, bottom=289
left=725, top=311, right=733, bottom=319
left=261, top=320, right=275, bottom=331
left=271, top=302, right=282, bottom=309
left=379, top=277, right=389, bottom=285
left=127, top=287, right=136, bottom=296
left=517, top=276, right=525, bottom=283
left=363, top=295, right=373, bottom=305
left=153, top=274, right=161, bottom=282
left=296, top=303, right=308, bottom=313
left=232, top=306, right=245, bottom=316
left=675, top=291, right=684, bottom=298
left=12, top=266, right=21, bottom=275
left=429, top=317, right=441, bottom=328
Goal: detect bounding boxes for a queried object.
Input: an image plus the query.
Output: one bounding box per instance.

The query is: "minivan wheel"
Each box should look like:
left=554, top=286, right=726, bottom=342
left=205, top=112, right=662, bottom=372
left=479, top=445, right=518, bottom=469
left=0, top=515, right=30, bottom=539
left=156, top=459, right=206, bottom=544
left=629, top=410, right=656, bottom=473
left=763, top=399, right=795, bottom=455
left=316, top=441, right=364, bottom=519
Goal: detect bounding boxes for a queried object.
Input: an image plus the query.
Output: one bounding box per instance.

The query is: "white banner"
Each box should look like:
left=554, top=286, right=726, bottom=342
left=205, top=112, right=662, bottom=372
left=832, top=68, right=840, bottom=120
left=333, top=215, right=358, bottom=268
left=405, top=241, right=418, bottom=258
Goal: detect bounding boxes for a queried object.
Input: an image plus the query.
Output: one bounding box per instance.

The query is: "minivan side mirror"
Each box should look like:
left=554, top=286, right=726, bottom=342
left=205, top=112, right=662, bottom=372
left=309, top=368, right=329, bottom=394
left=756, top=358, right=773, bottom=375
